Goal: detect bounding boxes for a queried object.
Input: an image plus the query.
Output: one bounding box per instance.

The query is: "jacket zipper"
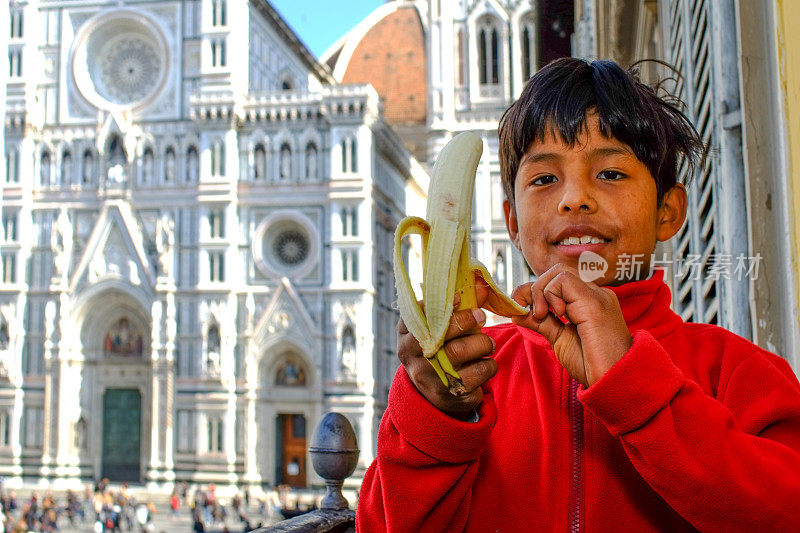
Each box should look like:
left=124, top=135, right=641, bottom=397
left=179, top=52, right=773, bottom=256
left=569, top=378, right=583, bottom=533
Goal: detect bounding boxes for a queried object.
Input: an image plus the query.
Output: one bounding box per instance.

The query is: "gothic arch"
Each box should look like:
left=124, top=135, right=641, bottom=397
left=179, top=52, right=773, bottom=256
left=163, top=145, right=177, bottom=183
left=298, top=128, right=322, bottom=181
left=208, top=136, right=226, bottom=177
left=185, top=144, right=200, bottom=183
left=81, top=144, right=98, bottom=186
left=277, top=69, right=297, bottom=91
left=339, top=324, right=357, bottom=378
left=57, top=141, right=74, bottom=187
left=511, top=7, right=539, bottom=94
left=467, top=3, right=510, bottom=103
left=73, top=284, right=152, bottom=361
left=272, top=129, right=296, bottom=182
left=245, top=130, right=270, bottom=182
left=104, top=134, right=127, bottom=162
left=255, top=339, right=315, bottom=395
left=38, top=142, right=55, bottom=188
left=139, top=145, right=155, bottom=186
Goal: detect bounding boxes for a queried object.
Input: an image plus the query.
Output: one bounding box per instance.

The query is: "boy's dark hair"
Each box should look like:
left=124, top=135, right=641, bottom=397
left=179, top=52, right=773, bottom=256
left=499, top=57, right=704, bottom=208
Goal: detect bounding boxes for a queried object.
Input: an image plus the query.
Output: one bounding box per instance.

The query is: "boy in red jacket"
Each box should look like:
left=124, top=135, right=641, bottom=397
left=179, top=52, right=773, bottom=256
left=356, top=58, right=800, bottom=532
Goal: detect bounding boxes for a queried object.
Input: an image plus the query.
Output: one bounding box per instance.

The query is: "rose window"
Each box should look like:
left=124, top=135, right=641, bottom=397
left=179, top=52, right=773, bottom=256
left=71, top=11, right=169, bottom=110
left=98, top=37, right=162, bottom=104
left=274, top=230, right=309, bottom=266
left=253, top=214, right=318, bottom=278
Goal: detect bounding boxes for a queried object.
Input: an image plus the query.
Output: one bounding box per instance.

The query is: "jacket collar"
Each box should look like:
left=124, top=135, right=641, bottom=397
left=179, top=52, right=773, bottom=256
left=606, top=268, right=683, bottom=338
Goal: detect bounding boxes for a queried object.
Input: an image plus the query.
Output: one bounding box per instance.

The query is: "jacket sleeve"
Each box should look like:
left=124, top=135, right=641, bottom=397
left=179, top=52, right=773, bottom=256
left=356, top=366, right=496, bottom=533
left=578, top=330, right=800, bottom=532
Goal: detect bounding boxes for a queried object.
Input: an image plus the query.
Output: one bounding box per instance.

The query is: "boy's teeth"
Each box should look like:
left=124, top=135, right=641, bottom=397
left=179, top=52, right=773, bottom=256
left=558, top=235, right=606, bottom=245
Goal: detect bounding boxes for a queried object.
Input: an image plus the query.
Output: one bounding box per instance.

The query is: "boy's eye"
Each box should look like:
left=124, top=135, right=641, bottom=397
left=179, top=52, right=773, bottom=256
left=598, top=170, right=625, bottom=181
left=532, top=174, right=558, bottom=186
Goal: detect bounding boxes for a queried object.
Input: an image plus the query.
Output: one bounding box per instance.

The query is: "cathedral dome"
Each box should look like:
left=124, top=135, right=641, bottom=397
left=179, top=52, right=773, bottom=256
left=323, top=2, right=427, bottom=128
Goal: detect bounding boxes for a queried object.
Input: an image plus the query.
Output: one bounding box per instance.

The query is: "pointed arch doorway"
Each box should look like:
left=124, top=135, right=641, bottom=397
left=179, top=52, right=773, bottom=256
left=74, top=283, right=153, bottom=483
left=102, top=388, right=142, bottom=481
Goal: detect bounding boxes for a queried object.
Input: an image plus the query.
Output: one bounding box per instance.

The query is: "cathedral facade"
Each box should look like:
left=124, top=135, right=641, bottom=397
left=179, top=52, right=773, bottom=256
left=324, top=0, right=575, bottom=302
left=1, top=0, right=426, bottom=488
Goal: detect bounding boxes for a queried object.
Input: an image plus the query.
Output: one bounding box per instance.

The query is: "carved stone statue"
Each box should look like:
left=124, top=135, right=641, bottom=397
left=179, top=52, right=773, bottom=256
left=44, top=300, right=57, bottom=341
left=107, top=163, right=125, bottom=184
left=106, top=137, right=127, bottom=185
left=41, top=152, right=51, bottom=186
left=142, top=150, right=154, bottom=184
left=155, top=214, right=174, bottom=278
left=165, top=148, right=176, bottom=182
left=187, top=147, right=199, bottom=182
left=206, top=325, right=221, bottom=379
left=280, top=144, right=291, bottom=180
left=0, top=320, right=9, bottom=350
left=74, top=415, right=87, bottom=451
left=306, top=144, right=317, bottom=180
left=341, top=326, right=357, bottom=377
left=82, top=151, right=94, bottom=184
left=61, top=152, right=72, bottom=185
left=51, top=209, right=73, bottom=282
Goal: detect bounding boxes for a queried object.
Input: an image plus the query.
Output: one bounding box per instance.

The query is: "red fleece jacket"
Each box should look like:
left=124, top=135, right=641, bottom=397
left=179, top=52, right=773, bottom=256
left=356, top=270, right=800, bottom=532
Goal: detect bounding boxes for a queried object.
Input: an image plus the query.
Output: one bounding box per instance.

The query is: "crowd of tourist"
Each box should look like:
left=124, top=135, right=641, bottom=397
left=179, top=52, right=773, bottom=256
left=0, top=481, right=159, bottom=533
left=0, top=479, right=300, bottom=532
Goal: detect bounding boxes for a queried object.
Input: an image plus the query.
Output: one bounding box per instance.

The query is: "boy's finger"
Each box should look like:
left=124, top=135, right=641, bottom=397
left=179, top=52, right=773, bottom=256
left=511, top=282, right=533, bottom=305
left=531, top=263, right=577, bottom=291
left=542, top=270, right=596, bottom=316
left=455, top=357, right=498, bottom=394
left=443, top=308, right=486, bottom=341
left=405, top=355, right=483, bottom=412
left=513, top=282, right=550, bottom=318
left=513, top=310, right=567, bottom=348
left=443, top=332, right=494, bottom=366
left=396, top=325, right=423, bottom=366
left=528, top=264, right=579, bottom=318
left=474, top=276, right=490, bottom=308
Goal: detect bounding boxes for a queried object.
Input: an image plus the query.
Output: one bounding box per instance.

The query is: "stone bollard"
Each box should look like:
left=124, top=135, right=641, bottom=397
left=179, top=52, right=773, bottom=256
left=257, top=412, right=358, bottom=533
left=308, top=412, right=360, bottom=510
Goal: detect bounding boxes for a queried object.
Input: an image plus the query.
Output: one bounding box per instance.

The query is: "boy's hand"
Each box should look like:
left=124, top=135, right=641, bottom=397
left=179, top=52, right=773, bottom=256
left=397, top=300, right=495, bottom=420
left=511, top=263, right=632, bottom=387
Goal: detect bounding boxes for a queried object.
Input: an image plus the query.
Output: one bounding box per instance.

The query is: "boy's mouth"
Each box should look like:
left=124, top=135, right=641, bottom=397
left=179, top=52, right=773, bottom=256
left=555, top=235, right=607, bottom=245
left=551, top=226, right=612, bottom=257
left=551, top=226, right=611, bottom=245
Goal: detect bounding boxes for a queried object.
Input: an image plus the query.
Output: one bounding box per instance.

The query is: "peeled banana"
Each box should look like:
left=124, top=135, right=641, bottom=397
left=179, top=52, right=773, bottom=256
left=394, top=132, right=528, bottom=396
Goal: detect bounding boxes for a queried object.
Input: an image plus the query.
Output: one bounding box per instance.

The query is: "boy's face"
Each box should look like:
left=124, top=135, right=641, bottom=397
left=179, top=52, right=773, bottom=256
left=504, top=115, right=687, bottom=286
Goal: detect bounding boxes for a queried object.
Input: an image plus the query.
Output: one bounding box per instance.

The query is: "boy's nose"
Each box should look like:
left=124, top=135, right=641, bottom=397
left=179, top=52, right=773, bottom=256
left=558, top=182, right=598, bottom=213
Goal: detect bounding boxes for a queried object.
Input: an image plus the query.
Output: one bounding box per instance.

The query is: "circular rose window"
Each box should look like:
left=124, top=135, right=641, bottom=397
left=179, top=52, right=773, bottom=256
left=98, top=36, right=162, bottom=104
left=253, top=213, right=318, bottom=278
left=71, top=10, right=169, bottom=110
left=273, top=230, right=309, bottom=266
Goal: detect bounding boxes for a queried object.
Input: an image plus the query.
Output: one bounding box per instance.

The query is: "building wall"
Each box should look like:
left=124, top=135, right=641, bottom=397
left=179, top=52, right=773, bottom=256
left=0, top=0, right=424, bottom=488
left=776, top=0, right=800, bottom=369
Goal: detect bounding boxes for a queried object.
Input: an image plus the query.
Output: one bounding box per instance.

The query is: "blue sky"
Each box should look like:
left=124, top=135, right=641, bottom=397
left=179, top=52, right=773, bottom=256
left=269, top=0, right=385, bottom=59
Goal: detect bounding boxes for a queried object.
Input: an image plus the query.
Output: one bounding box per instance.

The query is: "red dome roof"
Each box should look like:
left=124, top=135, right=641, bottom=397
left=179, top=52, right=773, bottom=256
left=332, top=4, right=427, bottom=126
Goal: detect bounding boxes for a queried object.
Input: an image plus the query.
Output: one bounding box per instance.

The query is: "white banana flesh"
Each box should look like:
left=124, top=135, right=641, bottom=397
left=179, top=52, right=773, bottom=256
left=394, top=132, right=529, bottom=395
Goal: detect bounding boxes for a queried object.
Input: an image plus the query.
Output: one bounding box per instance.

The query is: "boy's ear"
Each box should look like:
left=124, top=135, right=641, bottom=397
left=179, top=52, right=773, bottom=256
left=656, top=184, right=688, bottom=242
left=503, top=199, right=521, bottom=249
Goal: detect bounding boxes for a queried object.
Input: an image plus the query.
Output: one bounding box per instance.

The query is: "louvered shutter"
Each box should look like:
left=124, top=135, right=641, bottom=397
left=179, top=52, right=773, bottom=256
left=660, top=0, right=750, bottom=335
